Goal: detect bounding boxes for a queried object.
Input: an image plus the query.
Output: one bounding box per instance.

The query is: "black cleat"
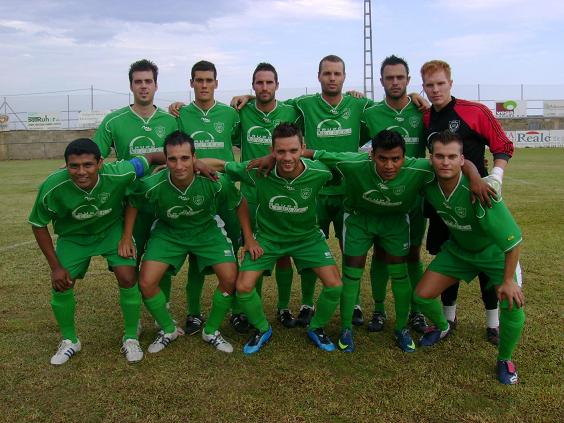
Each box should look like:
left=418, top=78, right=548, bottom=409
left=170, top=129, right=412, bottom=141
left=277, top=309, right=297, bottom=328
left=230, top=313, right=250, bottom=334
left=352, top=306, right=364, bottom=326
left=296, top=305, right=315, bottom=327
left=367, top=311, right=386, bottom=332
left=409, top=312, right=428, bottom=334
left=185, top=314, right=204, bottom=336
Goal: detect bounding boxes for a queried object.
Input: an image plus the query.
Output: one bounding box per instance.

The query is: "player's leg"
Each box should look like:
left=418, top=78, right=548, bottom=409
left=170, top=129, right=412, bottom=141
left=406, top=201, right=428, bottom=333
left=368, top=246, right=388, bottom=332
left=185, top=255, right=206, bottom=334
left=275, top=256, right=296, bottom=328
left=479, top=272, right=501, bottom=345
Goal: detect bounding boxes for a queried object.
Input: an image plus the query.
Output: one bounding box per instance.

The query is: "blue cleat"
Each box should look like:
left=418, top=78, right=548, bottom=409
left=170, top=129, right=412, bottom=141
left=497, top=360, right=519, bottom=385
left=395, top=328, right=416, bottom=353
left=307, top=328, right=336, bottom=352
left=419, top=323, right=451, bottom=347
left=243, top=326, right=272, bottom=355
left=337, top=328, right=355, bottom=353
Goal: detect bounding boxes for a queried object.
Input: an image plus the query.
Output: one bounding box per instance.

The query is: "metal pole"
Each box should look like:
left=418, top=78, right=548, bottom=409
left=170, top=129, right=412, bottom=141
left=521, top=84, right=524, bottom=100
left=91, top=85, right=94, bottom=111
left=67, top=95, right=70, bottom=129
left=477, top=84, right=481, bottom=101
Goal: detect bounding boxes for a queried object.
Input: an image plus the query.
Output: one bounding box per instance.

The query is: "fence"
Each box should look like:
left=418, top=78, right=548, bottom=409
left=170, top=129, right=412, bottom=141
left=1, top=84, right=564, bottom=131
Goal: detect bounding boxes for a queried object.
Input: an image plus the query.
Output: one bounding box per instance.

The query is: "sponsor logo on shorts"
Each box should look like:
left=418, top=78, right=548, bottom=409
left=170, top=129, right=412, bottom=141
left=316, top=119, right=352, bottom=138
left=191, top=131, right=223, bottom=149
left=437, top=211, right=472, bottom=231
left=448, top=120, right=460, bottom=133
left=166, top=205, right=203, bottom=219
left=72, top=205, right=112, bottom=220
left=214, top=122, right=225, bottom=133
left=268, top=195, right=308, bottom=214
left=247, top=126, right=272, bottom=145
left=362, top=190, right=402, bottom=207
left=129, top=136, right=162, bottom=155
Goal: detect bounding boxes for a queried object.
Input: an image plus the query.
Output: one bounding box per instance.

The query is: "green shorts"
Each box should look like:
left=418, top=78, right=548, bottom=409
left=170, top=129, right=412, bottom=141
left=56, top=220, right=135, bottom=280
left=240, top=231, right=336, bottom=273
left=428, top=240, right=523, bottom=288
left=143, top=224, right=236, bottom=275
left=216, top=185, right=241, bottom=251
left=343, top=212, right=410, bottom=258
left=317, top=194, right=344, bottom=241
left=409, top=197, right=427, bottom=247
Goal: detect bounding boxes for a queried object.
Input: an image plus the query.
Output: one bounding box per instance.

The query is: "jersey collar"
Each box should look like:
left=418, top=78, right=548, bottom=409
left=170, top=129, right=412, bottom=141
left=437, top=172, right=463, bottom=203
left=167, top=170, right=196, bottom=195
left=384, top=96, right=412, bottom=115
left=319, top=93, right=343, bottom=114
left=192, top=101, right=217, bottom=116
left=273, top=158, right=307, bottom=183
left=129, top=105, right=158, bottom=125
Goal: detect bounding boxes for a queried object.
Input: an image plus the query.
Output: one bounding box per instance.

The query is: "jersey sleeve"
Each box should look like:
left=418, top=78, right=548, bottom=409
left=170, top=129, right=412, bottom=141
left=230, top=110, right=241, bottom=145
left=28, top=184, right=54, bottom=227
left=94, top=116, right=114, bottom=158
left=224, top=161, right=255, bottom=185
left=313, top=150, right=368, bottom=169
left=128, top=156, right=150, bottom=177
left=216, top=174, right=243, bottom=210
left=412, top=158, right=436, bottom=184
left=474, top=195, right=522, bottom=252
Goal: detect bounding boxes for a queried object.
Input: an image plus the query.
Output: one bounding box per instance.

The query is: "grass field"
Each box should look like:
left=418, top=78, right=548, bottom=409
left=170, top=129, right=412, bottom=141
left=0, top=149, right=563, bottom=422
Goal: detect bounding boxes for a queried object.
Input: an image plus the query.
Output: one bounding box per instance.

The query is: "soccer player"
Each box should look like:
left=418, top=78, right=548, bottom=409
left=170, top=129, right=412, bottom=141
left=201, top=123, right=343, bottom=355
left=122, top=131, right=259, bottom=354
left=421, top=59, right=514, bottom=344
left=94, top=59, right=178, bottom=311
left=29, top=138, right=163, bottom=365
left=414, top=131, right=525, bottom=385
left=176, top=60, right=243, bottom=335
left=361, top=55, right=428, bottom=334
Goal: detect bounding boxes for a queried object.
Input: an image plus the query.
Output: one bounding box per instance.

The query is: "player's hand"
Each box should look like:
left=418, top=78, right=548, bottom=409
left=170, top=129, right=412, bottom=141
left=247, top=154, right=276, bottom=177
left=118, top=236, right=136, bottom=259
left=410, top=92, right=430, bottom=111
left=230, top=95, right=250, bottom=110
left=51, top=266, right=72, bottom=291
left=240, top=239, right=264, bottom=261
left=168, top=102, right=185, bottom=117
left=469, top=177, right=496, bottom=207
left=496, top=282, right=525, bottom=310
left=346, top=90, right=365, bottom=98
left=151, top=164, right=166, bottom=174
left=195, top=160, right=218, bottom=180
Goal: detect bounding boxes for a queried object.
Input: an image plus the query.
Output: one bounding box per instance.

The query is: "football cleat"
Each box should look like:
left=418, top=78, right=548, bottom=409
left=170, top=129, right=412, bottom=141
left=202, top=330, right=233, bottom=353
left=419, top=323, right=451, bottom=347
left=487, top=327, right=500, bottom=346
left=295, top=305, right=315, bottom=327
left=230, top=313, right=250, bottom=334
left=50, top=339, right=81, bottom=366
left=497, top=360, right=519, bottom=385
left=352, top=305, right=364, bottom=326
left=307, top=328, right=336, bottom=352
left=121, top=338, right=143, bottom=363
left=277, top=309, right=297, bottom=328
left=185, top=314, right=205, bottom=336
left=395, top=328, right=416, bottom=353
left=409, top=312, right=428, bottom=334
left=147, top=327, right=182, bottom=353
left=243, top=326, right=273, bottom=355
left=367, top=311, right=387, bottom=332
left=337, top=328, right=355, bottom=353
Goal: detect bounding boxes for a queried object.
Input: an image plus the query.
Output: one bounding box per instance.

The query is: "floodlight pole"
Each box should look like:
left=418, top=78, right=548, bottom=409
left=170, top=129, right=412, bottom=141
left=364, top=0, right=375, bottom=100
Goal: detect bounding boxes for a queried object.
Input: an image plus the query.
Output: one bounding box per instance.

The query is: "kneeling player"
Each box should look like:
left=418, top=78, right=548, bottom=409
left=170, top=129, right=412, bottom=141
left=414, top=131, right=525, bottom=384
left=29, top=138, right=163, bottom=365
left=121, top=131, right=259, bottom=354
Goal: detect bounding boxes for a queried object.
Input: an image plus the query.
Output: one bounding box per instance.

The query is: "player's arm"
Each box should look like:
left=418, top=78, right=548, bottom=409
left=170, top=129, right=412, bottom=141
left=167, top=101, right=186, bottom=118
left=31, top=226, right=72, bottom=291
left=236, top=198, right=263, bottom=261
left=93, top=118, right=114, bottom=158
left=461, top=159, right=497, bottom=207
left=198, top=158, right=226, bottom=173
left=118, top=205, right=138, bottom=259
left=496, top=245, right=524, bottom=310
left=230, top=95, right=255, bottom=111
left=410, top=92, right=430, bottom=111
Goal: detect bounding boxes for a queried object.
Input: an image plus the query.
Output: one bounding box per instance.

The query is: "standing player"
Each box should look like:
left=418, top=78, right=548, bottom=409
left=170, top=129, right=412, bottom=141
left=94, top=59, right=177, bottom=309
left=361, top=55, right=428, bottom=334
left=121, top=131, right=258, bottom=354
left=201, top=123, right=343, bottom=354
left=414, top=131, right=525, bottom=385
left=176, top=60, right=242, bottom=335
left=421, top=60, right=514, bottom=344
left=29, top=138, right=163, bottom=365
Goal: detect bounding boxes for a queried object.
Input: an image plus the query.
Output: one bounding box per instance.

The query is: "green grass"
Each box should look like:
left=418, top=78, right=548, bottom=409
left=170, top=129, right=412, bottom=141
left=1, top=149, right=563, bottom=422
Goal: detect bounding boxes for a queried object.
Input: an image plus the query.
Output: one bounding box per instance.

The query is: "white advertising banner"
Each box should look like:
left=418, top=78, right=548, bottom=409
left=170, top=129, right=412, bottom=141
left=78, top=110, right=109, bottom=128
left=495, top=100, right=527, bottom=118
left=505, top=130, right=564, bottom=147
left=543, top=100, right=564, bottom=117
left=27, top=112, right=62, bottom=130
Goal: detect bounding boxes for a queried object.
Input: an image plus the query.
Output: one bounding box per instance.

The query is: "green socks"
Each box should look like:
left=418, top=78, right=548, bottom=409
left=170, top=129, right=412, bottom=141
left=300, top=269, right=317, bottom=307
left=275, top=265, right=293, bottom=310
left=407, top=261, right=424, bottom=312
left=255, top=275, right=264, bottom=298
left=237, top=289, right=269, bottom=333
left=119, top=284, right=142, bottom=340
left=186, top=263, right=205, bottom=315
left=51, top=289, right=78, bottom=343
left=144, top=290, right=175, bottom=334
left=498, top=299, right=525, bottom=361
left=370, top=256, right=389, bottom=313
left=413, top=293, right=449, bottom=331
left=388, top=263, right=412, bottom=330
left=159, top=273, right=172, bottom=304
left=341, top=266, right=363, bottom=329
left=204, top=289, right=233, bottom=335
left=310, top=285, right=343, bottom=330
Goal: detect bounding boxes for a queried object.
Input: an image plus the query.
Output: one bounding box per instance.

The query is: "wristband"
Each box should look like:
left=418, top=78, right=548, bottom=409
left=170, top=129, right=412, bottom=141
left=491, top=166, right=504, bottom=183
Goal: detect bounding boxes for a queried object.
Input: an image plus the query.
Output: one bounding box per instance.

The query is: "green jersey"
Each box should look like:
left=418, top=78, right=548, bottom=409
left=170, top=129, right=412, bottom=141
left=287, top=94, right=373, bottom=195
left=177, top=101, right=240, bottom=161
left=130, top=172, right=241, bottom=236
left=224, top=160, right=332, bottom=242
left=422, top=174, right=522, bottom=253
left=28, top=158, right=149, bottom=241
left=362, top=98, right=426, bottom=158
left=94, top=105, right=177, bottom=160
left=313, top=151, right=435, bottom=215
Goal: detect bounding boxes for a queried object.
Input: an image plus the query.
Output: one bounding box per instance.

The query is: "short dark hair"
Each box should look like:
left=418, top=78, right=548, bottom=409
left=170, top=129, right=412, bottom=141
left=252, top=62, right=278, bottom=84
left=371, top=130, right=405, bottom=155
left=272, top=122, right=303, bottom=147
left=428, top=130, right=463, bottom=152
left=191, top=60, right=217, bottom=80
left=380, top=55, right=409, bottom=77
left=164, top=130, right=195, bottom=155
left=64, top=138, right=101, bottom=163
left=129, top=59, right=158, bottom=84
left=318, top=55, right=346, bottom=74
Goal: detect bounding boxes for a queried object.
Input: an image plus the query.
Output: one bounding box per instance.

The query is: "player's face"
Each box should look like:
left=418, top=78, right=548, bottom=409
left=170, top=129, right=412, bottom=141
left=166, top=143, right=196, bottom=184
left=318, top=61, right=345, bottom=97
left=381, top=64, right=410, bottom=100
left=272, top=135, right=305, bottom=178
left=191, top=70, right=218, bottom=103
left=66, top=154, right=103, bottom=190
left=130, top=70, right=157, bottom=106
left=430, top=141, right=464, bottom=180
left=371, top=146, right=405, bottom=180
left=422, top=70, right=452, bottom=111
left=253, top=71, right=278, bottom=104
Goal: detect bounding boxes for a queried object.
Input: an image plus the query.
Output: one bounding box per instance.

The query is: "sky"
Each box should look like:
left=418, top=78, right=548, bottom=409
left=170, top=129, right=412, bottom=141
left=1, top=0, right=563, bottom=100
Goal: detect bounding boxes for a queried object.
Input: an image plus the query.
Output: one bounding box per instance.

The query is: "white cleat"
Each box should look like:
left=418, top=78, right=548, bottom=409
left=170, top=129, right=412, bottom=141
left=147, top=327, right=182, bottom=353
left=121, top=338, right=144, bottom=363
left=50, top=339, right=81, bottom=365
left=202, top=330, right=233, bottom=353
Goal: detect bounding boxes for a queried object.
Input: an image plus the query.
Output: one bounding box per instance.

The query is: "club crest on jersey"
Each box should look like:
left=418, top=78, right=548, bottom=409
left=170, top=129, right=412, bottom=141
left=409, top=116, right=419, bottom=128
left=98, top=192, right=110, bottom=204
left=455, top=206, right=467, bottom=218
left=448, top=120, right=460, bottom=133
left=342, top=108, right=351, bottom=120
left=393, top=186, right=405, bottom=196
left=155, top=126, right=166, bottom=138
left=214, top=122, right=225, bottom=133
left=300, top=187, right=312, bottom=199
left=192, top=195, right=204, bottom=206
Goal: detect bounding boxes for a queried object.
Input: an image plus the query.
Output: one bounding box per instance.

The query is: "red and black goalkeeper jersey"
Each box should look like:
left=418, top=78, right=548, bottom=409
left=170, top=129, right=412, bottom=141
left=423, top=97, right=514, bottom=176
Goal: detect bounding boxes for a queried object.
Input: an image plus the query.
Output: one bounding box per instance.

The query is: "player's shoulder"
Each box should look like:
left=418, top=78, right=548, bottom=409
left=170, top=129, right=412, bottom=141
left=101, top=106, right=131, bottom=125
left=454, top=98, right=492, bottom=115
left=304, top=158, right=331, bottom=173
left=100, top=159, right=137, bottom=176
left=154, top=107, right=177, bottom=122
left=39, top=168, right=72, bottom=192
left=293, top=94, right=317, bottom=104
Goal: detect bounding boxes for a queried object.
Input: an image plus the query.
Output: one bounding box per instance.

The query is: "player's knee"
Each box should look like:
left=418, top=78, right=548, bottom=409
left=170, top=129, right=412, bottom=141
left=235, top=278, right=254, bottom=294
left=115, top=267, right=137, bottom=288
